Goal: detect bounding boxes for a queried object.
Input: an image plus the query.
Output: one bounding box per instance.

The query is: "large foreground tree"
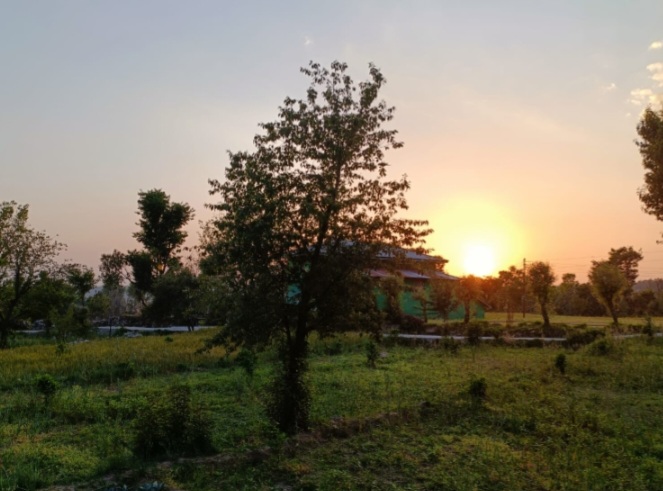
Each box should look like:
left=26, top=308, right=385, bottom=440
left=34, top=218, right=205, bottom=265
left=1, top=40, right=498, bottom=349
left=0, top=202, right=65, bottom=348
left=208, top=61, right=429, bottom=434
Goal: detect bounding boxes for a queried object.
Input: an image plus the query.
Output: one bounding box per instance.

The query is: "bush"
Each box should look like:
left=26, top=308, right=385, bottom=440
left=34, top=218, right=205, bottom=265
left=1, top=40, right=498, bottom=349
left=399, top=314, right=425, bottom=333
left=324, top=340, right=344, bottom=356
left=466, top=323, right=483, bottom=346
left=133, top=384, right=213, bottom=459
left=565, top=327, right=604, bottom=350
left=644, top=317, right=657, bottom=339
left=482, top=325, right=503, bottom=341
left=440, top=337, right=461, bottom=354
left=366, top=341, right=378, bottom=368
left=34, top=374, right=58, bottom=404
left=555, top=353, right=567, bottom=375
left=585, top=337, right=622, bottom=357
left=468, top=377, right=487, bottom=404
left=235, top=348, right=257, bottom=377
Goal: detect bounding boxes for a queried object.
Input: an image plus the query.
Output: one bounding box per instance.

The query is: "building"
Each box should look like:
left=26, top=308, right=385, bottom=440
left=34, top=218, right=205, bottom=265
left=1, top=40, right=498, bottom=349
left=370, top=249, right=484, bottom=321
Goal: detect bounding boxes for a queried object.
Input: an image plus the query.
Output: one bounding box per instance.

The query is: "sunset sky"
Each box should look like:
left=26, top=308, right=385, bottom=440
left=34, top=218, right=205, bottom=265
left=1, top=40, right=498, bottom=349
left=2, top=1, right=663, bottom=282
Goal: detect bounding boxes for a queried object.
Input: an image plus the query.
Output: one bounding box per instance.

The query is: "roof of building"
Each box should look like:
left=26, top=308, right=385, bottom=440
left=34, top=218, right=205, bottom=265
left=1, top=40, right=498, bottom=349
left=369, top=268, right=458, bottom=281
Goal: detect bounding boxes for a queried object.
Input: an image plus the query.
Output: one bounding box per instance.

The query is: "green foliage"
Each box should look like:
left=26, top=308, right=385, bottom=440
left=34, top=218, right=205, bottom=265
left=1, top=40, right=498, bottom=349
left=126, top=189, right=194, bottom=301
left=99, top=249, right=126, bottom=291
left=585, top=337, right=623, bottom=357
left=133, top=189, right=195, bottom=276
left=636, top=107, right=663, bottom=221
left=468, top=377, right=487, bottom=404
left=399, top=313, right=425, bottom=333
left=565, top=326, right=605, bottom=349
left=64, top=263, right=96, bottom=305
left=555, top=353, right=567, bottom=374
left=206, top=61, right=429, bottom=434
left=466, top=322, right=483, bottom=346
left=457, top=275, right=481, bottom=324
left=589, top=260, right=628, bottom=324
left=365, top=341, right=379, bottom=368
left=644, top=316, right=657, bottom=339
left=440, top=336, right=461, bottom=354
left=4, top=333, right=663, bottom=488
left=34, top=374, right=58, bottom=403
left=133, top=384, right=213, bottom=459
left=381, top=275, right=405, bottom=324
left=144, top=268, right=201, bottom=328
left=429, top=278, right=458, bottom=322
left=527, top=261, right=555, bottom=327
left=0, top=201, right=66, bottom=348
left=234, top=348, right=257, bottom=377
left=53, top=304, right=91, bottom=345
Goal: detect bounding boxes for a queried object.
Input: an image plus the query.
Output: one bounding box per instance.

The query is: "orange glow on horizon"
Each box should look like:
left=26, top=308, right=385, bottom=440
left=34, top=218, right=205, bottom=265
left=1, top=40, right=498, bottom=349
left=426, top=197, right=528, bottom=278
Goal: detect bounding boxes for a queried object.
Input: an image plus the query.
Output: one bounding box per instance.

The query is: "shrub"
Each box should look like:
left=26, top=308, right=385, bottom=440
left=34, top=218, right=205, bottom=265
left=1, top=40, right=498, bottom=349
left=565, top=327, right=604, bottom=350
left=555, top=353, right=567, bottom=375
left=399, top=314, right=425, bottom=333
left=468, top=377, right=487, bottom=404
left=111, top=362, right=136, bottom=381
left=440, top=336, right=461, bottom=354
left=133, top=384, right=213, bottom=459
left=34, top=374, right=58, bottom=404
left=482, top=325, right=503, bottom=341
left=324, top=339, right=344, bottom=356
left=644, top=316, right=657, bottom=339
left=586, top=337, right=622, bottom=357
left=235, top=348, right=257, bottom=377
left=366, top=341, right=378, bottom=368
left=466, top=323, right=482, bottom=346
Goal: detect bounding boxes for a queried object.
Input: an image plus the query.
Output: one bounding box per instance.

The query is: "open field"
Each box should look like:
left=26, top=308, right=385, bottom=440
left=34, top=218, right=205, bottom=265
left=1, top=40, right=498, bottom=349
left=2, top=330, right=663, bottom=490
left=483, top=312, right=663, bottom=328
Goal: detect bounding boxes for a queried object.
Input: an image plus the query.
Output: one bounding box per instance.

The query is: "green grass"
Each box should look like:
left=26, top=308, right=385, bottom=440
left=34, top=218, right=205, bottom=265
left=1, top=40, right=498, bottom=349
left=1, top=330, right=663, bottom=490
left=484, top=311, right=663, bottom=327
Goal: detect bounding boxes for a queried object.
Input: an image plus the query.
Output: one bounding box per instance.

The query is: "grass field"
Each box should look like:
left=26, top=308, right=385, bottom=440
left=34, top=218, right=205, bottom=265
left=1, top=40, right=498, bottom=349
left=2, top=328, right=663, bottom=490
left=483, top=311, right=663, bottom=328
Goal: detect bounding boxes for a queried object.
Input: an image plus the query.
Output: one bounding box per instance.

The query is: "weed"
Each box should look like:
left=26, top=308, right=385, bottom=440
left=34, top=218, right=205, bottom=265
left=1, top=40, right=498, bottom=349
left=644, top=316, right=657, bottom=339
left=468, top=377, right=487, bottom=404
left=466, top=323, right=482, bottom=346
left=235, top=348, right=257, bottom=377
left=555, top=353, right=567, bottom=375
left=586, top=337, right=622, bottom=357
left=325, top=340, right=344, bottom=356
left=440, top=337, right=461, bottom=354
left=366, top=341, right=378, bottom=368
left=133, top=384, right=213, bottom=459
left=34, top=374, right=58, bottom=405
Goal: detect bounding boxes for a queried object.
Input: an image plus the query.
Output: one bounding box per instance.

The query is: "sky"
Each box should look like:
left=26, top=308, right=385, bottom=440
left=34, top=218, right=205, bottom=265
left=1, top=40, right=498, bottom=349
left=1, top=0, right=663, bottom=282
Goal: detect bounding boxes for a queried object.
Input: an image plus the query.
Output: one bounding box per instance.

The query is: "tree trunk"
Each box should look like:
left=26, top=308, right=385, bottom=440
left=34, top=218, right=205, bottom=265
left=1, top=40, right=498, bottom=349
left=607, top=300, right=619, bottom=326
left=0, top=323, right=9, bottom=350
left=272, top=329, right=310, bottom=435
left=463, top=301, right=471, bottom=324
left=541, top=303, right=550, bottom=327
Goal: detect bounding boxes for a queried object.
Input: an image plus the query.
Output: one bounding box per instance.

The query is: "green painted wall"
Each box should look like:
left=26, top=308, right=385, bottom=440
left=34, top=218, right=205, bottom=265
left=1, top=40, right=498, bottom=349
left=375, top=283, right=485, bottom=321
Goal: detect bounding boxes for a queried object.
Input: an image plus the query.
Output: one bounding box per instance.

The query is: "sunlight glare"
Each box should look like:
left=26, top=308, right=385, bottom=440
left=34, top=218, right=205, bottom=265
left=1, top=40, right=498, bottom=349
left=426, top=196, right=529, bottom=277
left=463, top=244, right=496, bottom=277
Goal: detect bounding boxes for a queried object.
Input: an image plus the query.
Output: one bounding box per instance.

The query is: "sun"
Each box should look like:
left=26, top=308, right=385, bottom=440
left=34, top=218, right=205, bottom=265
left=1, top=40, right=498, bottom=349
left=463, top=244, right=496, bottom=277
